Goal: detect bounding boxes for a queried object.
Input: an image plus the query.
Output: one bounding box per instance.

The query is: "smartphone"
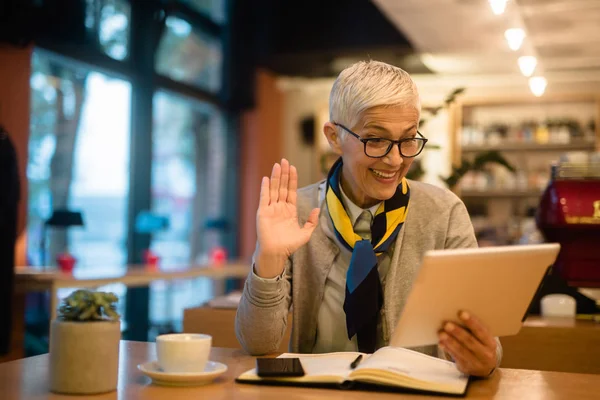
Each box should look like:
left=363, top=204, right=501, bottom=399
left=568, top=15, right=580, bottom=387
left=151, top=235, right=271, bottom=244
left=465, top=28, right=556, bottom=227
left=256, top=357, right=305, bottom=377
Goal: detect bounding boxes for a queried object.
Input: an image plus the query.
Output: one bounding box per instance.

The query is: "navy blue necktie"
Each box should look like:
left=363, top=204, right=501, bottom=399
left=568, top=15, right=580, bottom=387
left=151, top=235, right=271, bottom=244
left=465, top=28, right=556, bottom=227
left=343, top=211, right=383, bottom=353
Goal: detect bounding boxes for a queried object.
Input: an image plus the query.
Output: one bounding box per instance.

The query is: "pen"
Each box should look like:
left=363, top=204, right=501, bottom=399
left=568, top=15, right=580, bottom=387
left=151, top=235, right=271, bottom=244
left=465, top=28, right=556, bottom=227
left=350, top=354, right=363, bottom=369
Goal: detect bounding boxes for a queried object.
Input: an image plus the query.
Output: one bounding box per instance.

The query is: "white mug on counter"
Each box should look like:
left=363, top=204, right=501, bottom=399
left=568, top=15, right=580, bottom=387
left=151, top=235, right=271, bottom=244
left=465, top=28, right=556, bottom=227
left=540, top=294, right=576, bottom=318
left=156, top=333, right=212, bottom=373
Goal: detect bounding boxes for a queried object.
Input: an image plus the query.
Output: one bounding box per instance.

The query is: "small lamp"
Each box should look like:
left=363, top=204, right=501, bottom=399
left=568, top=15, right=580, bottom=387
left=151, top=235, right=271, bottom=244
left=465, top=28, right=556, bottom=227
left=40, top=209, right=85, bottom=269
left=46, top=210, right=85, bottom=228
left=135, top=211, right=169, bottom=267
left=135, top=211, right=169, bottom=234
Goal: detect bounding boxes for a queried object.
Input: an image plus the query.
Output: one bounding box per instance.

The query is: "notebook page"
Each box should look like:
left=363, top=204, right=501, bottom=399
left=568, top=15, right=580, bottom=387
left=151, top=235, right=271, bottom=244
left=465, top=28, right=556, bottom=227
left=278, top=352, right=368, bottom=378
left=353, top=346, right=467, bottom=385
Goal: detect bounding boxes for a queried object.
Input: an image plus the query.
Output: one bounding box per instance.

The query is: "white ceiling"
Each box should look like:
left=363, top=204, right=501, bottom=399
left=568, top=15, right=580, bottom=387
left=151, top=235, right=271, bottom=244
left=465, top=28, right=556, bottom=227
left=521, top=0, right=600, bottom=71
left=372, top=0, right=600, bottom=87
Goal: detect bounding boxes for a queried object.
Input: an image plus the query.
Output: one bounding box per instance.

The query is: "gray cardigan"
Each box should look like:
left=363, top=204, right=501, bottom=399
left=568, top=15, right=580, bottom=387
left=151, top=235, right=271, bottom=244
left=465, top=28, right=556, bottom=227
left=236, top=179, right=502, bottom=362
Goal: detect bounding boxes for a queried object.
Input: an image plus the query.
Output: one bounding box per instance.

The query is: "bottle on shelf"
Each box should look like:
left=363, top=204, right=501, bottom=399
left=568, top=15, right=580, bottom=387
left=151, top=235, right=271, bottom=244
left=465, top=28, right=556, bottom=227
left=522, top=121, right=535, bottom=143
left=519, top=208, right=544, bottom=245
left=516, top=171, right=528, bottom=191
left=535, top=122, right=550, bottom=144
left=558, top=124, right=571, bottom=144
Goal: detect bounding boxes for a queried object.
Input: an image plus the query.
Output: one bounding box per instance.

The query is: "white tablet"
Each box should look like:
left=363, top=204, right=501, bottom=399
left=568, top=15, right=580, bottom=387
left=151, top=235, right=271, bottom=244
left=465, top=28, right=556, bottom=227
left=390, top=243, right=561, bottom=348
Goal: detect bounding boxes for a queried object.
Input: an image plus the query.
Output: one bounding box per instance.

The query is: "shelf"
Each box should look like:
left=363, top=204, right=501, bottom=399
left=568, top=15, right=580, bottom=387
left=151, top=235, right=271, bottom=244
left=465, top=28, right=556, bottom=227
left=461, top=190, right=543, bottom=198
left=461, top=141, right=596, bottom=153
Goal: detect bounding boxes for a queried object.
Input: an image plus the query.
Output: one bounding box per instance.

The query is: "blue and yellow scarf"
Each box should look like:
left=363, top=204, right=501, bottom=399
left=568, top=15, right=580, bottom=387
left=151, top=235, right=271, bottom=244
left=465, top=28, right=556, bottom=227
left=326, top=158, right=410, bottom=352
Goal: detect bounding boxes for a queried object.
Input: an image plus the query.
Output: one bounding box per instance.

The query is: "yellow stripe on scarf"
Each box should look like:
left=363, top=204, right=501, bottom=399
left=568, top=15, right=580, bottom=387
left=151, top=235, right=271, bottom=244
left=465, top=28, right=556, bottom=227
left=401, top=177, right=409, bottom=195
left=373, top=178, right=410, bottom=248
left=374, top=205, right=408, bottom=248
left=326, top=189, right=363, bottom=247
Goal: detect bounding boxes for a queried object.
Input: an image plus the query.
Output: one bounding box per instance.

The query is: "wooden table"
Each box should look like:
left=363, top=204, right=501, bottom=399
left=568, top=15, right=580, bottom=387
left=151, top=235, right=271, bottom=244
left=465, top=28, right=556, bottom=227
left=15, top=262, right=250, bottom=321
left=501, top=316, right=600, bottom=374
left=1, top=341, right=599, bottom=400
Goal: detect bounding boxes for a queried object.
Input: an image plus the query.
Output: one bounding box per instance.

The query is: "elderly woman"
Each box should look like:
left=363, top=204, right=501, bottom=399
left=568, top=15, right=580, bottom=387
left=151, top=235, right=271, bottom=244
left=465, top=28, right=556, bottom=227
left=235, top=60, right=501, bottom=377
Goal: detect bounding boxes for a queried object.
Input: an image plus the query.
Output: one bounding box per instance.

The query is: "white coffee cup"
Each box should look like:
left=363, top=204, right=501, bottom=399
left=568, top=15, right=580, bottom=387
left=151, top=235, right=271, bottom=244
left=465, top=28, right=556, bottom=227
left=540, top=294, right=576, bottom=318
left=156, top=333, right=212, bottom=373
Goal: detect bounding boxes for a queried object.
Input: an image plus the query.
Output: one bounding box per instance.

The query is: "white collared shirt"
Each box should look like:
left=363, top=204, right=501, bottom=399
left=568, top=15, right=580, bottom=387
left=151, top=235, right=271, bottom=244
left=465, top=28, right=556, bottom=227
left=338, top=183, right=381, bottom=227
left=312, top=183, right=392, bottom=353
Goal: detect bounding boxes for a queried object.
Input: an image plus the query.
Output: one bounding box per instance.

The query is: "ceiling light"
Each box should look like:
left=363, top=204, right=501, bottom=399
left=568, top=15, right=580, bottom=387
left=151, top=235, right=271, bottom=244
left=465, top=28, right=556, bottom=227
left=529, top=77, right=547, bottom=97
left=505, top=28, right=526, bottom=51
left=489, top=0, right=508, bottom=15
left=518, top=56, right=537, bottom=77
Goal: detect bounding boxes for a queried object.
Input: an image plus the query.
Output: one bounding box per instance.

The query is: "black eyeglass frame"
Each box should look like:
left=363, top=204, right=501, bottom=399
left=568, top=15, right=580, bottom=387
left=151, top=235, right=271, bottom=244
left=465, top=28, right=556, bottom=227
left=333, top=122, right=428, bottom=159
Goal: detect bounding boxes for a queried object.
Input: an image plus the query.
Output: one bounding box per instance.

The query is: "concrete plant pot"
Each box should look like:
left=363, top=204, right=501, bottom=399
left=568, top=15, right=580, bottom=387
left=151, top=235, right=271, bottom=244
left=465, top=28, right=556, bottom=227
left=49, top=319, right=121, bottom=395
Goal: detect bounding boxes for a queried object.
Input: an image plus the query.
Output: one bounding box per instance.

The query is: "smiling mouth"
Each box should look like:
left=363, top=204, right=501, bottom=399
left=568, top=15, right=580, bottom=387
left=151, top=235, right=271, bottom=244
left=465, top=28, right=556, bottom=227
left=370, top=169, right=398, bottom=179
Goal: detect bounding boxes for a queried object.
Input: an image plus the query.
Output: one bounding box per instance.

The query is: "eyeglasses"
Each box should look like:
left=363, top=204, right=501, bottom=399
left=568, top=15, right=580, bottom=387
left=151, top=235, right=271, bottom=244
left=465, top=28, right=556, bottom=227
left=333, top=123, right=428, bottom=158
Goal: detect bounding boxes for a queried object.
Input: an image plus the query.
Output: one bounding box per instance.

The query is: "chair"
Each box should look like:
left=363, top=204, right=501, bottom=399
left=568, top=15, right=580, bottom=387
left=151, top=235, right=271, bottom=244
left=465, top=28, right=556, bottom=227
left=183, top=306, right=292, bottom=353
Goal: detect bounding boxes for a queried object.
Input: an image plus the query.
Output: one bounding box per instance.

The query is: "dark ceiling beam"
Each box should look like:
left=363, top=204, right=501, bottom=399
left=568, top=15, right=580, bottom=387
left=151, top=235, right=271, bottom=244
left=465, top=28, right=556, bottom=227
left=263, top=46, right=431, bottom=78
left=252, top=0, right=429, bottom=77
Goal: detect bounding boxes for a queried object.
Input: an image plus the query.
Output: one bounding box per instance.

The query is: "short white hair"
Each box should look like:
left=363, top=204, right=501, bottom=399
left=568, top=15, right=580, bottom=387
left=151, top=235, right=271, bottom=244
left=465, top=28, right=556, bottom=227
left=329, top=60, right=421, bottom=133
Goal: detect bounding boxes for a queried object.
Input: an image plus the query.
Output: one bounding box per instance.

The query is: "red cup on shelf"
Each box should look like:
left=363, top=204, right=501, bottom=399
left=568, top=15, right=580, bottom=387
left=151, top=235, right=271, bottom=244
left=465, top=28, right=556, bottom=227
left=210, top=246, right=227, bottom=266
left=56, top=253, right=76, bottom=273
left=143, top=249, right=160, bottom=269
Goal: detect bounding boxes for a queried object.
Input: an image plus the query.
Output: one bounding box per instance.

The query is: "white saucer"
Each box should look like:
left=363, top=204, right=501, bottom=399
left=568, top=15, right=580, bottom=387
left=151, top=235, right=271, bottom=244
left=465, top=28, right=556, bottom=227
left=138, top=360, right=228, bottom=387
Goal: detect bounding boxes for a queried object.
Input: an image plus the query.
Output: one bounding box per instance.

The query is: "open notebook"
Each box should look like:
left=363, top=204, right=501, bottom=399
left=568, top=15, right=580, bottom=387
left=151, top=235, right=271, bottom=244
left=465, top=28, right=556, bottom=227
left=236, top=346, right=469, bottom=396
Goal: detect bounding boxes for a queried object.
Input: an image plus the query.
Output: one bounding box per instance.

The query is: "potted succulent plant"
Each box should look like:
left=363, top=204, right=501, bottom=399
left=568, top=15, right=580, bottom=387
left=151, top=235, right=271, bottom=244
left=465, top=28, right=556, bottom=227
left=49, top=290, right=121, bottom=395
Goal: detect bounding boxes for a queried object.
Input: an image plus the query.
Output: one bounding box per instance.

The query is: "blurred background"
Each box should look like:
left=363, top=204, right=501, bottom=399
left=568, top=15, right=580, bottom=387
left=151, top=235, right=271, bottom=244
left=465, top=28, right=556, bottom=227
left=1, top=0, right=599, bottom=360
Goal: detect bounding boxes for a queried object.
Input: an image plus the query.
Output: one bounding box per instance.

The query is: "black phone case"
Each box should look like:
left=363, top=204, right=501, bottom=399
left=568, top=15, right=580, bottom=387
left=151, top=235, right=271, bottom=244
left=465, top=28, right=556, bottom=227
left=256, top=358, right=306, bottom=377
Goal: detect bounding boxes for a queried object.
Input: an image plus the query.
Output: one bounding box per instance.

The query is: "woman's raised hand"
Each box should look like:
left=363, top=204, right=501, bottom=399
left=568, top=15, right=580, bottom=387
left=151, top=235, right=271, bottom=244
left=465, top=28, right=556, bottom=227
left=255, top=159, right=320, bottom=278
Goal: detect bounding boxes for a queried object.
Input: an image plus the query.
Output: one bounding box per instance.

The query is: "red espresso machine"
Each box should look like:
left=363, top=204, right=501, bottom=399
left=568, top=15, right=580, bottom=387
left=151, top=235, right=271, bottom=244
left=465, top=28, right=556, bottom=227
left=536, top=161, right=600, bottom=287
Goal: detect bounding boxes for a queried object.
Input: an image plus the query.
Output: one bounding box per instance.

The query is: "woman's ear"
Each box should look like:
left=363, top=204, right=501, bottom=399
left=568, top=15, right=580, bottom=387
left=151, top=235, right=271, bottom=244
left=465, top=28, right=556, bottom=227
left=323, top=122, right=343, bottom=155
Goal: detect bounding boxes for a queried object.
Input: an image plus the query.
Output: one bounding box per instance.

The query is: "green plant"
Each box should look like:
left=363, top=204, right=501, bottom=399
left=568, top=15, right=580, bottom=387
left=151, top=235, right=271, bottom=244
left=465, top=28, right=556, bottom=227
left=58, top=290, right=120, bottom=322
left=408, top=88, right=516, bottom=187
left=442, top=150, right=516, bottom=189
left=419, top=88, right=465, bottom=129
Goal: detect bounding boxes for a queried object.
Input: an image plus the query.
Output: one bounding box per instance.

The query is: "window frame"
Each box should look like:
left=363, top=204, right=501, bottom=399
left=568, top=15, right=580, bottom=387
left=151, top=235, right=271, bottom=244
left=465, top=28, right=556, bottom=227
left=29, top=0, right=238, bottom=341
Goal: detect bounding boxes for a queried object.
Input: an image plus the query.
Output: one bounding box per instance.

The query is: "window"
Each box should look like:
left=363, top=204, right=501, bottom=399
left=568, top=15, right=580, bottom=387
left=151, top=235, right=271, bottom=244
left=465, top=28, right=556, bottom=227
left=151, top=91, right=229, bottom=265
left=148, top=90, right=231, bottom=334
left=26, top=0, right=235, bottom=347
left=28, top=52, right=131, bottom=270
left=151, top=91, right=201, bottom=266
left=155, top=16, right=223, bottom=93
left=85, top=0, right=131, bottom=60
